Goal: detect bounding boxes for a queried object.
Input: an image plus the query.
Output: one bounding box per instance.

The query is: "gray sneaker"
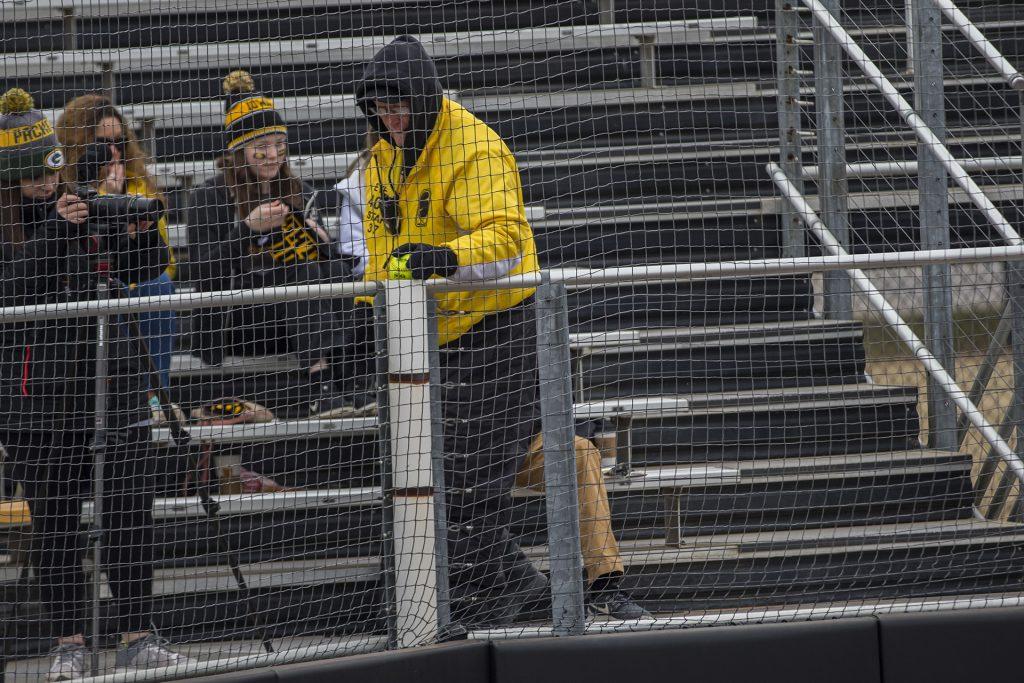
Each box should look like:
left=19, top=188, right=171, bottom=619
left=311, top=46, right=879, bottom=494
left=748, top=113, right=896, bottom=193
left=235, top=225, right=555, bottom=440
left=114, top=634, right=192, bottom=670
left=46, top=643, right=86, bottom=682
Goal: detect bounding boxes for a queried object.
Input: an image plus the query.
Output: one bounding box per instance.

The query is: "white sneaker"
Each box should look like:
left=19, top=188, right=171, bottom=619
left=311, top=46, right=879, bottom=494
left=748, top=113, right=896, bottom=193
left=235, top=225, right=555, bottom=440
left=114, top=634, right=193, bottom=670
left=46, top=643, right=86, bottom=681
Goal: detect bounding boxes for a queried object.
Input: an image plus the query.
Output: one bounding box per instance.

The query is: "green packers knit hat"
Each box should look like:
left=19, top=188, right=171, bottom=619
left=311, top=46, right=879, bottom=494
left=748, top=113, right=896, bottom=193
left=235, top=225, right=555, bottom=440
left=0, top=88, right=64, bottom=182
left=222, top=70, right=287, bottom=151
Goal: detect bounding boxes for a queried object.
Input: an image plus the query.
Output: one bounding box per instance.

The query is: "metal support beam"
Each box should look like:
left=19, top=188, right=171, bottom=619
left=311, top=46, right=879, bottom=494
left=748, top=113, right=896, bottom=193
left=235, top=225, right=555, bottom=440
left=913, top=0, right=957, bottom=451
left=535, top=281, right=586, bottom=636
left=637, top=36, right=658, bottom=88
left=597, top=0, right=615, bottom=25
left=904, top=0, right=915, bottom=74
left=813, top=0, right=852, bottom=318
left=776, top=0, right=806, bottom=258
left=61, top=8, right=77, bottom=51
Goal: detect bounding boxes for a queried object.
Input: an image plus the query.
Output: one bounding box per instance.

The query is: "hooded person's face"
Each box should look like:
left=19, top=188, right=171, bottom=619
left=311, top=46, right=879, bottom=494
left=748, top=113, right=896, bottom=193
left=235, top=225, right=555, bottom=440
left=373, top=100, right=411, bottom=146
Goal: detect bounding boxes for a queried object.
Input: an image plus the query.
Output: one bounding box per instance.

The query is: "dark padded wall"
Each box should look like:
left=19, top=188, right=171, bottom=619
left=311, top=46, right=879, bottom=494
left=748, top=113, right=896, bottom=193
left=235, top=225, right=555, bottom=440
left=878, top=607, right=1024, bottom=683
left=490, top=618, right=882, bottom=683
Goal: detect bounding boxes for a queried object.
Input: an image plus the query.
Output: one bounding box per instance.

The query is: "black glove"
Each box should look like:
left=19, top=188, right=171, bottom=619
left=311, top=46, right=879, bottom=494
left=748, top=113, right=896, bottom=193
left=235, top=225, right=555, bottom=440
left=387, top=243, right=459, bottom=281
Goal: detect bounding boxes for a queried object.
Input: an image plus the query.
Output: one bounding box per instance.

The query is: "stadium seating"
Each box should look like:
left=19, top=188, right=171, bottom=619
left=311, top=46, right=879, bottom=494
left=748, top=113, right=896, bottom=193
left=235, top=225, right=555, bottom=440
left=3, top=0, right=1024, bottom=662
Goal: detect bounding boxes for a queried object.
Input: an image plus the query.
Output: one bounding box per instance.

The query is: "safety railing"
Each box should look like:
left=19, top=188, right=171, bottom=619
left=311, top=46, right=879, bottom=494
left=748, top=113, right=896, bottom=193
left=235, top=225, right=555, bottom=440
left=7, top=248, right=1024, bottom=681
left=777, top=0, right=1024, bottom=512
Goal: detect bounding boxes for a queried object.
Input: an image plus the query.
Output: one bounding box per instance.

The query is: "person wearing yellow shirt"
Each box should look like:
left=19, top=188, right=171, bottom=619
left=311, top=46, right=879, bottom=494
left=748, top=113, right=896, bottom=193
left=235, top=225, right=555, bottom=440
left=354, top=35, right=648, bottom=627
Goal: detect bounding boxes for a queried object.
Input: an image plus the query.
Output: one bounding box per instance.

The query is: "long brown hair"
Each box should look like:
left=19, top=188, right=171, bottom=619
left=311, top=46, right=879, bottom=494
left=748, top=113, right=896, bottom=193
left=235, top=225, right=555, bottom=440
left=0, top=186, right=25, bottom=254
left=215, top=145, right=303, bottom=220
left=55, top=93, right=162, bottom=199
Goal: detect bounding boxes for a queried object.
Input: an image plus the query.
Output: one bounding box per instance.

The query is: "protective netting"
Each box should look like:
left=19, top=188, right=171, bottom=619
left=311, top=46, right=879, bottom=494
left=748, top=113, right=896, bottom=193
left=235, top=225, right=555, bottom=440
left=2, top=0, right=1024, bottom=680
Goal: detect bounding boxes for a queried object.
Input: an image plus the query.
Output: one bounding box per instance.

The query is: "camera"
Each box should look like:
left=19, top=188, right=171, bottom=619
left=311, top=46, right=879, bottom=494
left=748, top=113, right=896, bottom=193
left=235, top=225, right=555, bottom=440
left=73, top=184, right=166, bottom=226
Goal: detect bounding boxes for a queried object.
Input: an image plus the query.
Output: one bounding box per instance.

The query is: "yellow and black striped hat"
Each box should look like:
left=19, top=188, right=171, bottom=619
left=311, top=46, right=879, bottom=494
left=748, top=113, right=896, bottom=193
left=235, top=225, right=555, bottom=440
left=222, top=70, right=287, bottom=152
left=0, top=88, right=64, bottom=182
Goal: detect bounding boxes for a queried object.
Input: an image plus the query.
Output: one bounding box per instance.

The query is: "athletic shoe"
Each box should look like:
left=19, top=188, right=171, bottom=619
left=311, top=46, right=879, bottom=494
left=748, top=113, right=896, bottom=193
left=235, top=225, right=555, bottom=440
left=114, top=634, right=192, bottom=670
left=46, top=643, right=86, bottom=681
left=587, top=582, right=652, bottom=621
left=309, top=382, right=377, bottom=419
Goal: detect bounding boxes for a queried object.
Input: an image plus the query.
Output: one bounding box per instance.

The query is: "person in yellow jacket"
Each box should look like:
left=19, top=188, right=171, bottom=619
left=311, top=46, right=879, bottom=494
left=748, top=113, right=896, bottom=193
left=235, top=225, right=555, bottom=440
left=354, top=35, right=648, bottom=626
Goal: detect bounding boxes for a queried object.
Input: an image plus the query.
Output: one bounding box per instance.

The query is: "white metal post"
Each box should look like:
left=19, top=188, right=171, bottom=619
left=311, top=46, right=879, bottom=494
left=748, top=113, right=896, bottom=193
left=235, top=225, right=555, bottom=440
left=381, top=280, right=439, bottom=648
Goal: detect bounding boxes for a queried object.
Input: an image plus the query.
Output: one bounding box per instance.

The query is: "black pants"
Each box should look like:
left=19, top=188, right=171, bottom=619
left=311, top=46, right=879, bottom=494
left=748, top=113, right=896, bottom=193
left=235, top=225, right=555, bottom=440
left=438, top=300, right=541, bottom=620
left=1, top=427, right=156, bottom=638
left=198, top=261, right=349, bottom=369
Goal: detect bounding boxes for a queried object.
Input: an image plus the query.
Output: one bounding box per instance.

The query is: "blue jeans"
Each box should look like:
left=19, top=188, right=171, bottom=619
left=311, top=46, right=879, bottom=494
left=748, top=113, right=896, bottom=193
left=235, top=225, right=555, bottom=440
left=129, top=271, right=177, bottom=391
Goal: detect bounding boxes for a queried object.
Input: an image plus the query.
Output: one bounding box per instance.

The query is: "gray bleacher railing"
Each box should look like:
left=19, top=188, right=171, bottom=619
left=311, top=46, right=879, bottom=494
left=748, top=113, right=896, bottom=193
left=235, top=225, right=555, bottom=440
left=791, top=0, right=1024, bottom=461
left=12, top=249, right=1024, bottom=681
left=926, top=0, right=1024, bottom=518
left=794, top=0, right=1024, bottom=518
left=768, top=163, right=1024, bottom=508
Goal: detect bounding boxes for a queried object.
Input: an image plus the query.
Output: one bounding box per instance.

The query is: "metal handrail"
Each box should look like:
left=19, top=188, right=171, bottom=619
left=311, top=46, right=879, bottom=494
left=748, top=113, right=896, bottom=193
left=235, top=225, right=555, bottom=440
left=768, top=161, right=1024, bottom=493
left=799, top=0, right=1023, bottom=247
left=6, top=247, right=1024, bottom=322
left=932, top=0, right=1024, bottom=91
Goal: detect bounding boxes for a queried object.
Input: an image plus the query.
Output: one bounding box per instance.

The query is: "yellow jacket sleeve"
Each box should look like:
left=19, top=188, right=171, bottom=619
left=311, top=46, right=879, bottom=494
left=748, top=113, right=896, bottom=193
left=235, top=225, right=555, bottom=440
left=442, top=152, right=533, bottom=280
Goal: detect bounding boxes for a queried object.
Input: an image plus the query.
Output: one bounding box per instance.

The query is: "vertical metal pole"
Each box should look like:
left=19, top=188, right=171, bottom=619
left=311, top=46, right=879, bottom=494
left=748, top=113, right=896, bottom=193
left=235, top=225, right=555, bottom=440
left=100, top=64, right=116, bottom=104
left=904, top=0, right=916, bottom=74
left=638, top=36, right=658, bottom=88
left=535, top=280, right=586, bottom=636
left=597, top=0, right=615, bottom=25
left=373, top=293, right=397, bottom=649
left=381, top=281, right=439, bottom=648
left=776, top=0, right=807, bottom=258
left=1010, top=93, right=1024, bottom=517
left=813, top=0, right=852, bottom=319
left=426, top=300, right=453, bottom=637
left=61, top=8, right=77, bottom=51
left=89, top=281, right=111, bottom=676
left=914, top=0, right=957, bottom=451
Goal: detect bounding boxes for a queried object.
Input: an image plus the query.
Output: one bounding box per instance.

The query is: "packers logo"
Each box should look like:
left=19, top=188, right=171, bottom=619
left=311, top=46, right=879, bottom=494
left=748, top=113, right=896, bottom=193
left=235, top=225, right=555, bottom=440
left=44, top=147, right=64, bottom=171
left=416, top=189, right=430, bottom=227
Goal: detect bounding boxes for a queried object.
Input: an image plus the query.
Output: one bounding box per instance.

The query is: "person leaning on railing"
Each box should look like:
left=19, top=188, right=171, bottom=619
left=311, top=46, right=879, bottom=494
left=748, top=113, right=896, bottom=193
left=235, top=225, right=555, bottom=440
left=349, top=35, right=649, bottom=627
left=55, top=93, right=184, bottom=427
left=0, top=88, right=190, bottom=681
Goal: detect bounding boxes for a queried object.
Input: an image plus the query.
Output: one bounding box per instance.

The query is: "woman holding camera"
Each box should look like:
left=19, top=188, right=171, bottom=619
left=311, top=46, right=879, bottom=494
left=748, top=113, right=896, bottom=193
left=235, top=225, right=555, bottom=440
left=0, top=89, right=188, bottom=680
left=56, top=93, right=180, bottom=425
left=187, top=70, right=358, bottom=418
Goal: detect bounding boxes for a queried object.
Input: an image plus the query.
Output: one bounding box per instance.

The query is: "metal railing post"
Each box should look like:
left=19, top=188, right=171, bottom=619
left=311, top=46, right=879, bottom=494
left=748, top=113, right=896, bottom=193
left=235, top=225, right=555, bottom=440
left=904, top=0, right=916, bottom=74
left=89, top=280, right=111, bottom=677
left=373, top=292, right=397, bottom=649
left=426, top=300, right=453, bottom=635
left=535, top=280, right=586, bottom=636
left=379, top=281, right=439, bottom=647
left=813, top=0, right=852, bottom=319
left=913, top=0, right=957, bottom=451
left=776, top=0, right=807, bottom=259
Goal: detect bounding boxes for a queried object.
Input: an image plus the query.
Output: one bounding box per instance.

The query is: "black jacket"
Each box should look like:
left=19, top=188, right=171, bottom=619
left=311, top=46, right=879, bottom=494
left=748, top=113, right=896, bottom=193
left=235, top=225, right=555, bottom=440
left=185, top=174, right=343, bottom=364
left=0, top=198, right=167, bottom=431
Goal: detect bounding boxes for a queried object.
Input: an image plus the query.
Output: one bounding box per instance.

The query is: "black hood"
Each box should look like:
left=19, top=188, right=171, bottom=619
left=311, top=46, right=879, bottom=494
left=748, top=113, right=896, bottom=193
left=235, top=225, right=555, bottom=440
left=355, top=35, right=443, bottom=176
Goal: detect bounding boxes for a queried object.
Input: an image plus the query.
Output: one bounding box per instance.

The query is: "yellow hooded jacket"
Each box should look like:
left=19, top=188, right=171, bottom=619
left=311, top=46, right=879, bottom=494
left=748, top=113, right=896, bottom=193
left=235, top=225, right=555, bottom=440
left=360, top=97, right=538, bottom=346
